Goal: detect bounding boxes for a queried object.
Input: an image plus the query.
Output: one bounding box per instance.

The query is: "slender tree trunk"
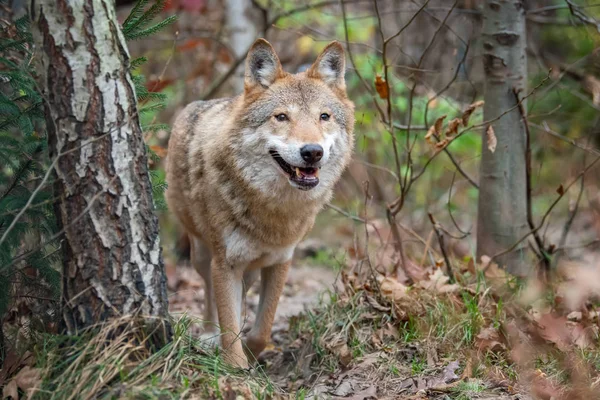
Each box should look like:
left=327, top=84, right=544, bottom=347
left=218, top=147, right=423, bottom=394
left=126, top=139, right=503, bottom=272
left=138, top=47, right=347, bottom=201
left=476, top=0, right=530, bottom=276
left=30, top=0, right=170, bottom=333
left=226, top=0, right=259, bottom=93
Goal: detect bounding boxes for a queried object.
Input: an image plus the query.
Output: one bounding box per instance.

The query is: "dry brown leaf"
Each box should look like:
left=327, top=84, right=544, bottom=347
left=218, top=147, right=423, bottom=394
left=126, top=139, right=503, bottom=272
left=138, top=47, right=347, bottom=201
left=379, top=276, right=409, bottom=301
left=567, top=311, right=582, bottom=321
left=435, top=138, right=449, bottom=151
left=374, top=75, right=388, bottom=99
left=365, top=295, right=390, bottom=312
left=486, top=125, right=497, bottom=153
left=417, top=268, right=460, bottom=293
left=445, top=117, right=462, bottom=137
left=3, top=380, right=18, bottom=400
left=332, top=385, right=377, bottom=400
left=461, top=100, right=484, bottom=125
left=433, top=115, right=446, bottom=134
left=584, top=75, right=600, bottom=105
left=424, top=125, right=437, bottom=149
left=534, top=313, right=594, bottom=351
left=3, top=366, right=41, bottom=400
left=149, top=145, right=168, bottom=158
left=556, top=184, right=565, bottom=196
left=527, top=370, right=562, bottom=400
left=334, top=343, right=353, bottom=367
left=476, top=326, right=505, bottom=354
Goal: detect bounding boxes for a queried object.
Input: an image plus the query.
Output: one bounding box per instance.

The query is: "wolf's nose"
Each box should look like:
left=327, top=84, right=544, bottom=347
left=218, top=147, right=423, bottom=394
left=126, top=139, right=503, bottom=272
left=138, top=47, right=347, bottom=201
left=300, top=144, right=323, bottom=163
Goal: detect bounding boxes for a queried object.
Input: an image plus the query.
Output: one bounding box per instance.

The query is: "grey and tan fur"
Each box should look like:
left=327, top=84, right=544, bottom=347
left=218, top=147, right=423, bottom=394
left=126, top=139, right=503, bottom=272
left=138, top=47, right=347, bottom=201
left=165, top=38, right=355, bottom=368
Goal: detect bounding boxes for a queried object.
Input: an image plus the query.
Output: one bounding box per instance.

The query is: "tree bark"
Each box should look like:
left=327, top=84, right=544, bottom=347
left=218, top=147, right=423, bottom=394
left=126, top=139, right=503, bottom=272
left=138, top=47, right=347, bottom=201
left=226, top=0, right=259, bottom=93
left=476, top=0, right=530, bottom=276
left=30, top=0, right=170, bottom=333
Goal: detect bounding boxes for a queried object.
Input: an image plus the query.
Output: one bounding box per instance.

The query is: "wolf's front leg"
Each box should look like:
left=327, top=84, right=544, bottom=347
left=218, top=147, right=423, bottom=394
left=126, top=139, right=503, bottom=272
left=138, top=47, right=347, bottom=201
left=244, top=261, right=291, bottom=362
left=211, top=258, right=248, bottom=369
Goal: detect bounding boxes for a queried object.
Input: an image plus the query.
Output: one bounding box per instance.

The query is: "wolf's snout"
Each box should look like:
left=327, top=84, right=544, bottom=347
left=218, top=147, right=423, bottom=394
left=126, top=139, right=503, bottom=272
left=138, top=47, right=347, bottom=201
left=300, top=144, right=323, bottom=163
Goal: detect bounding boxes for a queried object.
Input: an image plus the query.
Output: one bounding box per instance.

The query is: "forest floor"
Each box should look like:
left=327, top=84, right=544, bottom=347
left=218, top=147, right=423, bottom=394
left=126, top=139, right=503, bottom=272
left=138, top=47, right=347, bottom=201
left=168, top=238, right=530, bottom=400
left=168, top=256, right=525, bottom=400
left=6, top=213, right=600, bottom=399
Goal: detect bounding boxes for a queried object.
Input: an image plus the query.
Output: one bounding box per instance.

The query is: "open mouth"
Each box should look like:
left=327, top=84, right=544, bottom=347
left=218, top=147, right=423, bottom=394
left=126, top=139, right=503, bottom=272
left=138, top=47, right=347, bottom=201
left=269, top=150, right=320, bottom=190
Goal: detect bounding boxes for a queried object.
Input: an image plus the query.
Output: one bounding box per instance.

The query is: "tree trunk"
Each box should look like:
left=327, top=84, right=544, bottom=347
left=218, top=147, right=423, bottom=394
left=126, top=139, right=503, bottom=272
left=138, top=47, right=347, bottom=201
left=476, top=0, right=530, bottom=276
left=226, top=0, right=259, bottom=93
left=30, top=0, right=170, bottom=333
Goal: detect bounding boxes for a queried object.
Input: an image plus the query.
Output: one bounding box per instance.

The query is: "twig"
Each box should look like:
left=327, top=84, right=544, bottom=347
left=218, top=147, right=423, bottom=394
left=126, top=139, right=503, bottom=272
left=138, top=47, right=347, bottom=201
left=446, top=171, right=470, bottom=238
left=0, top=131, right=112, bottom=247
left=490, top=155, right=600, bottom=263
left=554, top=154, right=587, bottom=266
left=3, top=176, right=118, bottom=272
left=202, top=0, right=368, bottom=99
left=566, top=0, right=600, bottom=32
left=428, top=213, right=455, bottom=283
left=514, top=88, right=551, bottom=273
left=408, top=73, right=551, bottom=189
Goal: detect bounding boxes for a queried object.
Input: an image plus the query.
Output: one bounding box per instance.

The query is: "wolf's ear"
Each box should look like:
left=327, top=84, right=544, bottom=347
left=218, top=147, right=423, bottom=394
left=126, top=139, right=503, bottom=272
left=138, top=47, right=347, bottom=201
left=307, top=41, right=346, bottom=90
left=245, top=39, right=283, bottom=90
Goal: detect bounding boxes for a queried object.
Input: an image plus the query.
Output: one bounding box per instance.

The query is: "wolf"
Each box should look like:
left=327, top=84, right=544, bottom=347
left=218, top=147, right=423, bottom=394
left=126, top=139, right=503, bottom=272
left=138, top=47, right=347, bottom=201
left=165, top=38, right=355, bottom=368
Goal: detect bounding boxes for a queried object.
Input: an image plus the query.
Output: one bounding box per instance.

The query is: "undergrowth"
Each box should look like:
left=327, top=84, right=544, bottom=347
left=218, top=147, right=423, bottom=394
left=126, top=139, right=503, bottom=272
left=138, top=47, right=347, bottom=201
left=29, top=316, right=274, bottom=400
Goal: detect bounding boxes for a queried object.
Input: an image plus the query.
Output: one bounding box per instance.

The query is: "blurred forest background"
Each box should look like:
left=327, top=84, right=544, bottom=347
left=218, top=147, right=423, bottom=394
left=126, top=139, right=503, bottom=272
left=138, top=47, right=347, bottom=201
left=4, top=0, right=600, bottom=399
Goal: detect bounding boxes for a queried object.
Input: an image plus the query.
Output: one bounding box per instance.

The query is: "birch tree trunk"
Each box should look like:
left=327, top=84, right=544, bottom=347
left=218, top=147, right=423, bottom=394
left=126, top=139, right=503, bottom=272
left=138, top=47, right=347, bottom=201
left=30, top=0, right=170, bottom=333
left=226, top=0, right=258, bottom=93
left=476, top=0, right=529, bottom=276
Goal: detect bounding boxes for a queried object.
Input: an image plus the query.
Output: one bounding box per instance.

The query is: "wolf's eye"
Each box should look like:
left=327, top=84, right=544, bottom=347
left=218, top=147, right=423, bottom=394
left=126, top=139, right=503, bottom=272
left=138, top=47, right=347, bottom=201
left=320, top=113, right=330, bottom=121
left=275, top=113, right=288, bottom=122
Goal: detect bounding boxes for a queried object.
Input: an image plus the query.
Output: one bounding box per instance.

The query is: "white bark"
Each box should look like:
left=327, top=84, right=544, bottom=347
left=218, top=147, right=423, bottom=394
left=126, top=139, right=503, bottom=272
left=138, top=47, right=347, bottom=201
left=31, top=0, right=169, bottom=331
left=226, top=0, right=259, bottom=93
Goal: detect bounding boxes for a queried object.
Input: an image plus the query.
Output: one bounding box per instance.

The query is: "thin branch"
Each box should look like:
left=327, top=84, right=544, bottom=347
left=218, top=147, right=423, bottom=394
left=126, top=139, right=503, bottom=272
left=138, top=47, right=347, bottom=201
left=428, top=213, right=455, bottom=283
left=514, top=88, right=551, bottom=272
left=202, top=0, right=369, bottom=99
left=446, top=171, right=470, bottom=238
left=566, top=0, right=600, bottom=32
left=490, top=155, right=600, bottom=263
left=0, top=131, right=112, bottom=247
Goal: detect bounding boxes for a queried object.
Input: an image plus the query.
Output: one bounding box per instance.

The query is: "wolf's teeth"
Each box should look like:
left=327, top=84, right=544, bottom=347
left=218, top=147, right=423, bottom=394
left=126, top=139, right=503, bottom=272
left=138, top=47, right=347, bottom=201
left=295, top=167, right=301, bottom=177
left=314, top=169, right=319, bottom=178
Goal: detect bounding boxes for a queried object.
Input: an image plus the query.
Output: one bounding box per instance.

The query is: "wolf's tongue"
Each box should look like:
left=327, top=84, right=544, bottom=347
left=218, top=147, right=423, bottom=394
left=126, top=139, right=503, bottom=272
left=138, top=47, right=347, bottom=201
left=296, top=167, right=318, bottom=178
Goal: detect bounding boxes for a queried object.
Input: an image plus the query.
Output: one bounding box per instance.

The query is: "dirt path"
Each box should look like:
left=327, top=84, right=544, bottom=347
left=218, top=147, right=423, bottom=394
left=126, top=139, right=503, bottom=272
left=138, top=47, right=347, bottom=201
left=167, top=259, right=338, bottom=338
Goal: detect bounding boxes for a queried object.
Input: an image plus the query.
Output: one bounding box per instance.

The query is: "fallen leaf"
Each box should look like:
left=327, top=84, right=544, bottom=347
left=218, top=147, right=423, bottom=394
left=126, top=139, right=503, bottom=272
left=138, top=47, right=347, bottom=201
left=441, top=360, right=460, bottom=383
left=379, top=276, right=409, bottom=301
left=418, top=268, right=460, bottom=293
left=3, top=380, right=18, bottom=400
left=476, top=326, right=506, bottom=354
left=334, top=343, right=353, bottom=367
left=374, top=75, right=388, bottom=99
left=461, top=100, right=484, bottom=125
left=486, top=125, right=497, bottom=153
left=14, top=366, right=40, bottom=398
left=567, top=311, right=582, bottom=321
left=333, top=385, right=377, bottom=400
left=365, top=295, right=390, bottom=312
left=535, top=313, right=594, bottom=351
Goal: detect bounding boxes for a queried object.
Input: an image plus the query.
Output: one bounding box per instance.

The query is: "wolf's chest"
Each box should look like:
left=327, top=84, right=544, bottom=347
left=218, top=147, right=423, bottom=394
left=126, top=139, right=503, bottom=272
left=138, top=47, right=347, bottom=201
left=223, top=227, right=297, bottom=271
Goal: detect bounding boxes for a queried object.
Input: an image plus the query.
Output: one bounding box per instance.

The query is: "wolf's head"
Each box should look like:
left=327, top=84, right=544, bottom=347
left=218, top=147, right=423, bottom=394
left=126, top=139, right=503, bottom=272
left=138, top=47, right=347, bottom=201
left=232, top=38, right=355, bottom=200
